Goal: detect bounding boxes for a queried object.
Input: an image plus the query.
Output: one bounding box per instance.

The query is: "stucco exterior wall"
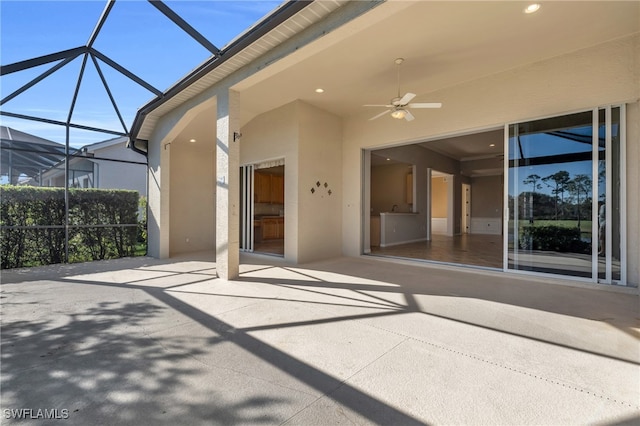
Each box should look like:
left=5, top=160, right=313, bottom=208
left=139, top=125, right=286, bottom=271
left=241, top=102, right=300, bottom=262
left=297, top=102, right=343, bottom=263
left=241, top=100, right=343, bottom=263
left=342, top=34, right=640, bottom=285
left=169, top=140, right=215, bottom=255
left=147, top=131, right=170, bottom=258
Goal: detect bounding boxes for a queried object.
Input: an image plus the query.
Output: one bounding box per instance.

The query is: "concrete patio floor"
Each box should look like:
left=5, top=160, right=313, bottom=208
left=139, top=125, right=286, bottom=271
left=1, top=252, right=639, bottom=425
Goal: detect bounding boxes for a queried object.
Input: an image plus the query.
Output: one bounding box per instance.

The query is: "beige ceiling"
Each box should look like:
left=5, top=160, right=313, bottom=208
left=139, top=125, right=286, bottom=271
left=183, top=1, right=639, bottom=158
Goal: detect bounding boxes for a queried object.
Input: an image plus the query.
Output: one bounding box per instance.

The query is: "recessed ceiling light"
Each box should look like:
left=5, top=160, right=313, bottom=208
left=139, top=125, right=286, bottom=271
left=189, top=138, right=196, bottom=143
left=315, top=88, right=324, bottom=93
left=386, top=158, right=391, bottom=161
left=524, top=3, right=540, bottom=14
left=489, top=143, right=496, bottom=147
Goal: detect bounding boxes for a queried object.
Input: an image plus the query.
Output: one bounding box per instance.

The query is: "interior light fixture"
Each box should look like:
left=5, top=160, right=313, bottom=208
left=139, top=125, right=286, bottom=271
left=189, top=138, right=196, bottom=143
left=315, top=88, right=324, bottom=93
left=390, top=109, right=407, bottom=120
left=489, top=143, right=496, bottom=147
left=386, top=158, right=391, bottom=161
left=524, top=3, right=540, bottom=14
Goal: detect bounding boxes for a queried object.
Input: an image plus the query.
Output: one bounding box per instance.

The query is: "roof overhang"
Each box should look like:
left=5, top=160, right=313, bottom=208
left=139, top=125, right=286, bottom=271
left=130, top=0, right=363, bottom=152
left=130, top=0, right=639, bottom=157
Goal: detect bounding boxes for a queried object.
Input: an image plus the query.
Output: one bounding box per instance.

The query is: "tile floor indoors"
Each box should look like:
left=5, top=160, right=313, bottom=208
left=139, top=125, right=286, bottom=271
left=370, top=233, right=503, bottom=268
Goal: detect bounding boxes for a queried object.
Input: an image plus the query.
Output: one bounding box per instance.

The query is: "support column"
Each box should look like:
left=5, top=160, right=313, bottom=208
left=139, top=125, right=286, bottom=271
left=147, top=134, right=170, bottom=258
left=216, top=89, right=240, bottom=280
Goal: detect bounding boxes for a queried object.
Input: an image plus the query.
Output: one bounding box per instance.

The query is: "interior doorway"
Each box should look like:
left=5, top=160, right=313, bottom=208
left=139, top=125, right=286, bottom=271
left=240, top=160, right=285, bottom=256
left=431, top=171, right=454, bottom=236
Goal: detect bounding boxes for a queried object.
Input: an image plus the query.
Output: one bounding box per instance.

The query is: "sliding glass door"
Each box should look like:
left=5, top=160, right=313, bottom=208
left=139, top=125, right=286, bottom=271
left=506, top=106, right=624, bottom=284
left=239, top=165, right=254, bottom=252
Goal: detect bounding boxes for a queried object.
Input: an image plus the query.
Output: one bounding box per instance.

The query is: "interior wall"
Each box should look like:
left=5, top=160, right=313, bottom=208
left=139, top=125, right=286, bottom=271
left=370, top=163, right=413, bottom=214
left=471, top=175, right=502, bottom=218
left=342, top=35, right=640, bottom=285
left=169, top=140, right=216, bottom=255
left=369, top=144, right=463, bottom=243
left=372, top=144, right=463, bottom=237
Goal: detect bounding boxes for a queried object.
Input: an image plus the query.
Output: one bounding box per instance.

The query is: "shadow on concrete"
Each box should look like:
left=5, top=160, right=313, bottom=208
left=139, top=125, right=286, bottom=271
left=0, top=299, right=292, bottom=424
left=281, top=260, right=640, bottom=334
left=233, top=263, right=639, bottom=366
left=2, top=265, right=427, bottom=424
left=2, top=254, right=638, bottom=423
left=604, top=413, right=640, bottom=425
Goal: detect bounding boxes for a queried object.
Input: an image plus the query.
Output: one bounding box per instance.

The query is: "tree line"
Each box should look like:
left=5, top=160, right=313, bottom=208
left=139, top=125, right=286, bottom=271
left=519, top=171, right=592, bottom=223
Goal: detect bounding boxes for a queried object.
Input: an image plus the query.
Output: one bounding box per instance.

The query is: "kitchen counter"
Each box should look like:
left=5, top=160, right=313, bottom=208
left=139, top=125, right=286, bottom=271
left=254, top=215, right=285, bottom=240
left=379, top=211, right=426, bottom=247
left=379, top=212, right=418, bottom=215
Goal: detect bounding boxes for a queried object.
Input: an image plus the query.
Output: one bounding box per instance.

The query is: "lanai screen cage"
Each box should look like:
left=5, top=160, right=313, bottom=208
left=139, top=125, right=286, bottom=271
left=0, top=0, right=274, bottom=268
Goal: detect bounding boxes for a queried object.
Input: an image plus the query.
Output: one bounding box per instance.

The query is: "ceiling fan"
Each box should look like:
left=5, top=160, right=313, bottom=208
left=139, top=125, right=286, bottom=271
left=364, top=58, right=441, bottom=121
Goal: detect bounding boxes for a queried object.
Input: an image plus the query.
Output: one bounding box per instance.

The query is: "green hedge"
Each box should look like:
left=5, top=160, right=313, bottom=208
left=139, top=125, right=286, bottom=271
left=1, top=186, right=144, bottom=269
left=519, top=225, right=590, bottom=254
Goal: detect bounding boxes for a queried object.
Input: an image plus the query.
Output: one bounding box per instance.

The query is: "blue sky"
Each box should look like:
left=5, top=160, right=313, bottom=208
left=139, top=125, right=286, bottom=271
left=0, top=0, right=280, bottom=146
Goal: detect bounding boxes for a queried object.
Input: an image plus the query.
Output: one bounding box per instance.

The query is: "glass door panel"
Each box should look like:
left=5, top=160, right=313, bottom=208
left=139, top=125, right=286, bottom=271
left=239, top=165, right=254, bottom=252
left=508, top=111, right=594, bottom=277
left=598, top=107, right=622, bottom=282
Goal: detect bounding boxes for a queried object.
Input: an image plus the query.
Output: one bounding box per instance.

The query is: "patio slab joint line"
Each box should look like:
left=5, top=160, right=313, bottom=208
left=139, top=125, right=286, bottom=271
left=365, top=323, right=639, bottom=410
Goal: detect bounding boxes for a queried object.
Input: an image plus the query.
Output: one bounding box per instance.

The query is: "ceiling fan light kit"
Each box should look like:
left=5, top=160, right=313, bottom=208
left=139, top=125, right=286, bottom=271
left=390, top=109, right=406, bottom=119
left=365, top=58, right=442, bottom=121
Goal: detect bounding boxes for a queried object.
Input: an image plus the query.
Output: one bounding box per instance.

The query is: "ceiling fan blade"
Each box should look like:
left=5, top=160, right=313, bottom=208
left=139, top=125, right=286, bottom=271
left=408, top=102, right=442, bottom=109
left=404, top=110, right=415, bottom=122
left=363, top=104, right=394, bottom=108
left=369, top=109, right=391, bottom=121
left=397, top=92, right=416, bottom=106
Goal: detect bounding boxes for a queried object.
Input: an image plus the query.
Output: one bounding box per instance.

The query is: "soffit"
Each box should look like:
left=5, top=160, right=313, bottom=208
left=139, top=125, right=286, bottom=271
left=137, top=0, right=349, bottom=141
left=149, top=1, right=638, bottom=160
left=232, top=0, right=638, bottom=161
left=238, top=1, right=639, bottom=122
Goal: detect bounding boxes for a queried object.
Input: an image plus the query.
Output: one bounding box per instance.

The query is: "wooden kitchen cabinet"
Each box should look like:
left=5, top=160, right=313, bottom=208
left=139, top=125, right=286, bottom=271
left=254, top=172, right=284, bottom=204
left=255, top=172, right=272, bottom=203
left=271, top=175, right=284, bottom=204
left=261, top=217, right=284, bottom=239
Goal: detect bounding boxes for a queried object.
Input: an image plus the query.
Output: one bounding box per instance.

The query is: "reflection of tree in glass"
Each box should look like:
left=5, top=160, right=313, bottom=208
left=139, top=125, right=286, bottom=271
left=523, top=174, right=541, bottom=223
left=542, top=171, right=570, bottom=220
left=567, top=174, right=592, bottom=228
left=598, top=160, right=606, bottom=202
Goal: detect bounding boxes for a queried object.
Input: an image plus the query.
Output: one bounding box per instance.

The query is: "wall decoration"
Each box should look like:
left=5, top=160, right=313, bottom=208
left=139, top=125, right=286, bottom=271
left=311, top=180, right=332, bottom=197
